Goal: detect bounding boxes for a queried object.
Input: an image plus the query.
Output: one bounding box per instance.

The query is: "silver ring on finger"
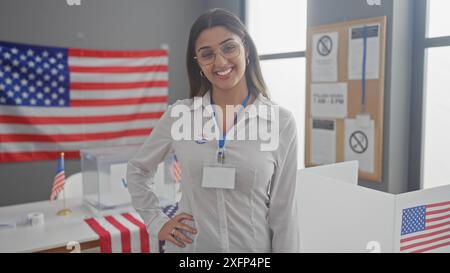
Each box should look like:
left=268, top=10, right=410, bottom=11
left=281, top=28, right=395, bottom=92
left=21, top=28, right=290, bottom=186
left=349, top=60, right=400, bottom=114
left=170, top=228, right=176, bottom=237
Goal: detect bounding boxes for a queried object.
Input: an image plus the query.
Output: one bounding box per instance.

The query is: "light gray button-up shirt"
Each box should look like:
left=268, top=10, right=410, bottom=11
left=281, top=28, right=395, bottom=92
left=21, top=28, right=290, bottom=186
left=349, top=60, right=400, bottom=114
left=126, top=91, right=299, bottom=253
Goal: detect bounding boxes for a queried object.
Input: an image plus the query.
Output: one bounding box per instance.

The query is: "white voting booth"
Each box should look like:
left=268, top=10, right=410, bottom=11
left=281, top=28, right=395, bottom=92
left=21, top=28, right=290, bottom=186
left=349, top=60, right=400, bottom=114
left=298, top=161, right=450, bottom=253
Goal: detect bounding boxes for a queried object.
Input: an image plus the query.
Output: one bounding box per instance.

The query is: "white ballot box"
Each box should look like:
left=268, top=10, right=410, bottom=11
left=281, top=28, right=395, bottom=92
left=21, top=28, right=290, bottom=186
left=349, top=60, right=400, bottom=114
left=298, top=161, right=450, bottom=253
left=81, top=145, right=179, bottom=217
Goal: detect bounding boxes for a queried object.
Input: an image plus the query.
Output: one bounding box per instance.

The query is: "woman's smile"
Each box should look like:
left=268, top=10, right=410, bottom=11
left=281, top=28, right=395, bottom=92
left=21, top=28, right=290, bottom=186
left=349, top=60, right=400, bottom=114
left=214, top=66, right=234, bottom=80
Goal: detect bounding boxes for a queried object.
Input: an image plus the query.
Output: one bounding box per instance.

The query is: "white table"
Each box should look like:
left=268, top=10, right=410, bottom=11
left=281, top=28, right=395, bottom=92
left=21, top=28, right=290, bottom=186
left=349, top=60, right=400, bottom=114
left=0, top=198, right=135, bottom=253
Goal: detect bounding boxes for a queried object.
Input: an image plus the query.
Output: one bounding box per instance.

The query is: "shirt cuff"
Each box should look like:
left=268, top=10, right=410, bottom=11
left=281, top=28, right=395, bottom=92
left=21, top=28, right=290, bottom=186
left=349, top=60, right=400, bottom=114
left=147, top=212, right=171, bottom=253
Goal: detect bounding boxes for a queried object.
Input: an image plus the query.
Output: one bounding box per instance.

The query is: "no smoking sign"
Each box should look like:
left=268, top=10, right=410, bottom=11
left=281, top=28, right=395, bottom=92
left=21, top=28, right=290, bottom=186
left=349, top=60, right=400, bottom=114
left=349, top=131, right=369, bottom=154
left=317, top=35, right=333, bottom=57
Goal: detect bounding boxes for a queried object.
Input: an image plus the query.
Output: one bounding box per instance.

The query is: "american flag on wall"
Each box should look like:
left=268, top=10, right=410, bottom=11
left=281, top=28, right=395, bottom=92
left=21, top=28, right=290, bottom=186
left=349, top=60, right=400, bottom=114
left=0, top=41, right=168, bottom=163
left=400, top=201, right=450, bottom=253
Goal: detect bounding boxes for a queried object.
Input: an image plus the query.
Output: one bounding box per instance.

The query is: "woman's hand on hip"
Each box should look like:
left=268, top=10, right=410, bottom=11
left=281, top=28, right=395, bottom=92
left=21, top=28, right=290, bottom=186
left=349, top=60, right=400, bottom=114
left=158, top=213, right=197, bottom=248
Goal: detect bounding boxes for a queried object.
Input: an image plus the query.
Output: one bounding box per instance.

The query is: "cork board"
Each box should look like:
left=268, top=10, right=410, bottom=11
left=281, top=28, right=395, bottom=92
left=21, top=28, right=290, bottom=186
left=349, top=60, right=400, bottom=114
left=305, top=16, right=387, bottom=182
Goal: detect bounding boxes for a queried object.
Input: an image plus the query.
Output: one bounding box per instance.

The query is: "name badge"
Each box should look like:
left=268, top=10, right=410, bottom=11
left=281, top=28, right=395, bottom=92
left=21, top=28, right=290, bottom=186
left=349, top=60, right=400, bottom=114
left=201, top=163, right=236, bottom=190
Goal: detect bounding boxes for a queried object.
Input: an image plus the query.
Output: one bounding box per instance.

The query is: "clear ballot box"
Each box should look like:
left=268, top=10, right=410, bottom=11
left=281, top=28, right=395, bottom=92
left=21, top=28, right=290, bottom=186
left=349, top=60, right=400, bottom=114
left=80, top=145, right=180, bottom=217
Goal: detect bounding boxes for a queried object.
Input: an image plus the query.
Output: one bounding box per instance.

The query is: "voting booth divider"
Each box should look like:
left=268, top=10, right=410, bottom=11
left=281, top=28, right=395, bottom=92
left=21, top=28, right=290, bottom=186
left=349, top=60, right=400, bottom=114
left=297, top=162, right=450, bottom=253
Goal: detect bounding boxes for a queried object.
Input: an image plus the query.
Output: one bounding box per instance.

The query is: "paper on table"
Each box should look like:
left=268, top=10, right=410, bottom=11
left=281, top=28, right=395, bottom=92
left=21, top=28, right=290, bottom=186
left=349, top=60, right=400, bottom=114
left=0, top=219, right=17, bottom=229
left=311, top=119, right=336, bottom=165
left=348, top=24, right=380, bottom=80
left=344, top=118, right=375, bottom=173
left=312, top=32, right=339, bottom=82
left=311, top=83, right=347, bottom=118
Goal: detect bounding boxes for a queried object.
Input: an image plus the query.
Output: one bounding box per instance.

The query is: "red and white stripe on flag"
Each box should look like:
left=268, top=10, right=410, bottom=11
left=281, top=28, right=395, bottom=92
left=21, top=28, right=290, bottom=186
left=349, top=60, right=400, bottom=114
left=85, top=212, right=151, bottom=253
left=50, top=153, right=65, bottom=201
left=50, top=171, right=65, bottom=200
left=0, top=41, right=168, bottom=163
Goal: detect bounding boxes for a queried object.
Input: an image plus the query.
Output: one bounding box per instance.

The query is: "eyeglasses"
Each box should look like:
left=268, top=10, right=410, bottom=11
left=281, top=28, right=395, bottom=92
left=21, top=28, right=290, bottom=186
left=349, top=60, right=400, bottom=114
left=194, top=40, right=241, bottom=66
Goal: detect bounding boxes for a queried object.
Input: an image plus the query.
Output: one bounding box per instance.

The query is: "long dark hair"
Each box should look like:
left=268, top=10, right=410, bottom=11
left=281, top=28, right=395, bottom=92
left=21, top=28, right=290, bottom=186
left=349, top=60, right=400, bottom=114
left=186, top=8, right=268, bottom=99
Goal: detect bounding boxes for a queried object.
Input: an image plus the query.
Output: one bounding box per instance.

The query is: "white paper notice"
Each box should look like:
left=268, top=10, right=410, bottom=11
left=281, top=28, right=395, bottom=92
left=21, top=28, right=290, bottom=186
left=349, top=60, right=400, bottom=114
left=311, top=119, right=336, bottom=165
left=312, top=32, right=339, bottom=82
left=344, top=118, right=375, bottom=173
left=311, top=83, right=347, bottom=118
left=348, top=24, right=380, bottom=80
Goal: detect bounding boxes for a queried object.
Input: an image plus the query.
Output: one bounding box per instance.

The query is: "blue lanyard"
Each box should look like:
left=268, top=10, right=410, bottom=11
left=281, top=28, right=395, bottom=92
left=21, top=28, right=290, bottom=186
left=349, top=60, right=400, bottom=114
left=361, top=25, right=368, bottom=113
left=210, top=90, right=251, bottom=163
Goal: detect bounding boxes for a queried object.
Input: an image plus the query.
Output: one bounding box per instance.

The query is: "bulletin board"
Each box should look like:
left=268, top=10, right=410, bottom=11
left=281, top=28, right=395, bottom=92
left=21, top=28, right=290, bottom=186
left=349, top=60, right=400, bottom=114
left=305, top=16, right=387, bottom=182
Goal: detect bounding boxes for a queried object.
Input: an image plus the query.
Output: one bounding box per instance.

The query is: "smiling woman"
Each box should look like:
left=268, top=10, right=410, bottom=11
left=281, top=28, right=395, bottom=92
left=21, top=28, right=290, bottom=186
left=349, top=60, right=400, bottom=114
left=186, top=9, right=268, bottom=101
left=126, top=8, right=300, bottom=253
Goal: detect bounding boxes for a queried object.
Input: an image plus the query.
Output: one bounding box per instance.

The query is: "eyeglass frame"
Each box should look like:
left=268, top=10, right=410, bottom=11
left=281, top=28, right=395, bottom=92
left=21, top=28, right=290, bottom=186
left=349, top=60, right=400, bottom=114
left=193, top=39, right=245, bottom=66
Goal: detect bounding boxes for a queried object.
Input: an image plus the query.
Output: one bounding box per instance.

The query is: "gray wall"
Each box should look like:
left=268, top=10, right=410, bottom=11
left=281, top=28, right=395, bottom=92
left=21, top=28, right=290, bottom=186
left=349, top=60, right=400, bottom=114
left=206, top=0, right=242, bottom=17
left=0, top=0, right=216, bottom=206
left=308, top=0, right=414, bottom=194
left=0, top=0, right=243, bottom=206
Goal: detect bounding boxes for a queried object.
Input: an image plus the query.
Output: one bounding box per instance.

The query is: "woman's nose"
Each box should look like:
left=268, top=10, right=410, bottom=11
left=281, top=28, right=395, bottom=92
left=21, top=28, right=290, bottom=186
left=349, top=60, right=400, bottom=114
left=214, top=52, right=228, bottom=66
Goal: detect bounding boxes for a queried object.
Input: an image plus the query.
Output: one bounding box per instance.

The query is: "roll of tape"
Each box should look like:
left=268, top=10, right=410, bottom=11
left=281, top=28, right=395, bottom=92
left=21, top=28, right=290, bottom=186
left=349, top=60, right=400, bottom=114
left=28, top=212, right=45, bottom=227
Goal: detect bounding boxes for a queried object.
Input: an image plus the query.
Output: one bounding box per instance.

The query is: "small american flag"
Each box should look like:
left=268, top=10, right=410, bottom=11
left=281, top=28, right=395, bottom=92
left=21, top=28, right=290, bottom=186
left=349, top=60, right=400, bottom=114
left=0, top=40, right=168, bottom=163
left=50, top=153, right=65, bottom=201
left=169, top=153, right=182, bottom=182
left=400, top=201, right=450, bottom=253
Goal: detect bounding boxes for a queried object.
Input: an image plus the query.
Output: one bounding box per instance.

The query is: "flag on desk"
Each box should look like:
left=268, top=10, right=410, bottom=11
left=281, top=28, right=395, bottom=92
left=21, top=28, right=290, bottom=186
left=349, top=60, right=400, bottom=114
left=84, top=204, right=179, bottom=253
left=85, top=212, right=151, bottom=253
left=50, top=153, right=65, bottom=201
left=400, top=201, right=450, bottom=253
left=0, top=40, right=169, bottom=163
